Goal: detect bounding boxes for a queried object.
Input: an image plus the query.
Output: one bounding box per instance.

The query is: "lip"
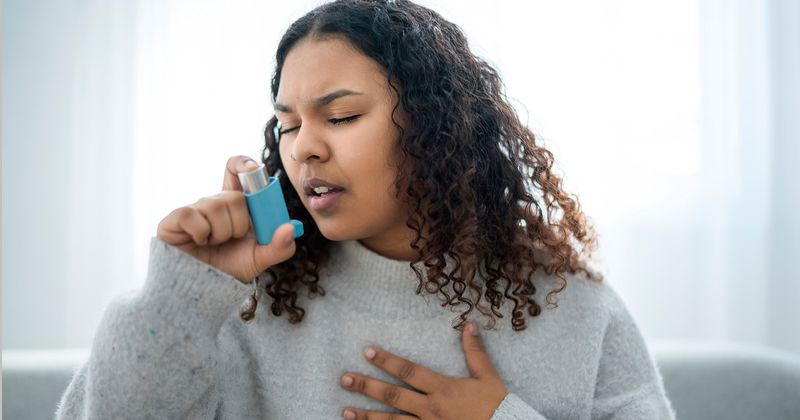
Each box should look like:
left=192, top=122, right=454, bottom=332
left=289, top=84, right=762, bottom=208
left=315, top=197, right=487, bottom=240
left=302, top=177, right=345, bottom=196
left=309, top=189, right=344, bottom=211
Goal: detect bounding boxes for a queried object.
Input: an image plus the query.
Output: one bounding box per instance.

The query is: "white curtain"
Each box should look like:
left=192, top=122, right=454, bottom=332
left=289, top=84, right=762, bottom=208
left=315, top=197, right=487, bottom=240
left=3, top=0, right=798, bottom=354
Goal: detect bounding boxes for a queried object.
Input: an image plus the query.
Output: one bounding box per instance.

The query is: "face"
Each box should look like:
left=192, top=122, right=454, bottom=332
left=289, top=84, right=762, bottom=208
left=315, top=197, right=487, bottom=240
left=276, top=36, right=420, bottom=261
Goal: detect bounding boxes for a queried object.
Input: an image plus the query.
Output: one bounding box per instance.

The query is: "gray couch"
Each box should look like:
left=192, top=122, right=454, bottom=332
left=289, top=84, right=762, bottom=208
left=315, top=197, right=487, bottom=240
left=3, top=340, right=800, bottom=419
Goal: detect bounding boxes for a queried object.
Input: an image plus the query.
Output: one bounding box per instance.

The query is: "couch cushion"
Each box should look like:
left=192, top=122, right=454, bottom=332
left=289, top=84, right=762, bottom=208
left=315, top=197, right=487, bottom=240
left=650, top=340, right=800, bottom=420
left=4, top=342, right=800, bottom=420
left=3, top=349, right=89, bottom=420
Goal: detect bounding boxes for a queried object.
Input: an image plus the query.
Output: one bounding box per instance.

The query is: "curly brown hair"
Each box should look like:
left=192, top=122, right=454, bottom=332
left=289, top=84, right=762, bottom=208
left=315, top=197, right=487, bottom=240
left=240, top=0, right=603, bottom=332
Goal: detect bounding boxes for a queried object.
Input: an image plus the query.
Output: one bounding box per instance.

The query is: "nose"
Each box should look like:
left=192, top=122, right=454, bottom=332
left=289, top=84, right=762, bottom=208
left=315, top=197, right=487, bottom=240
left=289, top=123, right=330, bottom=163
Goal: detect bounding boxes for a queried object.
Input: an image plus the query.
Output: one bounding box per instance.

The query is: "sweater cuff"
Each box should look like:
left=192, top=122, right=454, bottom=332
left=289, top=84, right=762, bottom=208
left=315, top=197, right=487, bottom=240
left=139, top=236, right=255, bottom=334
left=491, top=392, right=547, bottom=420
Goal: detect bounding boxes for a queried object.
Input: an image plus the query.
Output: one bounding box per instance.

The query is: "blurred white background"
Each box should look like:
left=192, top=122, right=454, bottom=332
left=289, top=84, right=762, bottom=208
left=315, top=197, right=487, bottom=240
left=2, top=0, right=798, bottom=354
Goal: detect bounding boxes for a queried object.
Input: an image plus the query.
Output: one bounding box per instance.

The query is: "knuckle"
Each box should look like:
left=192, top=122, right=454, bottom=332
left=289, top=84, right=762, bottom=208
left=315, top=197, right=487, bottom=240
left=398, top=361, right=416, bottom=380
left=219, top=189, right=243, bottom=202
left=174, top=207, right=202, bottom=230
left=373, top=352, right=387, bottom=366
left=382, top=385, right=401, bottom=404
left=468, top=341, right=485, bottom=353
left=438, top=385, right=453, bottom=399
left=355, top=377, right=366, bottom=393
left=174, top=206, right=193, bottom=219
left=226, top=155, right=242, bottom=168
left=436, top=377, right=455, bottom=398
left=223, top=192, right=248, bottom=213
left=427, top=400, right=444, bottom=418
left=198, top=196, right=225, bottom=213
left=221, top=192, right=247, bottom=217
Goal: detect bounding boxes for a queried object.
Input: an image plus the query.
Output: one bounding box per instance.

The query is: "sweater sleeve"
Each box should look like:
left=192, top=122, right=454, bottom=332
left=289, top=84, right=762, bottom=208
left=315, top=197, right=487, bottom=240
left=490, top=392, right=548, bottom=420
left=491, top=285, right=677, bottom=420
left=589, top=288, right=676, bottom=419
left=54, top=237, right=254, bottom=419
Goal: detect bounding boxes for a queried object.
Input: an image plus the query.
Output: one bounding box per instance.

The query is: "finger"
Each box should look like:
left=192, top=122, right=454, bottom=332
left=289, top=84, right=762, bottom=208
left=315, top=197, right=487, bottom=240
left=218, top=190, right=252, bottom=238
left=340, top=407, right=417, bottom=420
left=223, top=155, right=261, bottom=191
left=340, top=372, right=427, bottom=416
left=158, top=206, right=211, bottom=246
left=362, top=345, right=447, bottom=394
left=252, top=222, right=296, bottom=272
left=462, top=320, right=500, bottom=379
left=191, top=196, right=233, bottom=245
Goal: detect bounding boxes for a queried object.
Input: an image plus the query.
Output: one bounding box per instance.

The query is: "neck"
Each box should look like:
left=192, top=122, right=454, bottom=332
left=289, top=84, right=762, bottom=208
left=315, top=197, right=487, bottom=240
left=355, top=217, right=428, bottom=262
left=356, top=238, right=421, bottom=262
left=319, top=239, right=445, bottom=319
left=358, top=228, right=422, bottom=262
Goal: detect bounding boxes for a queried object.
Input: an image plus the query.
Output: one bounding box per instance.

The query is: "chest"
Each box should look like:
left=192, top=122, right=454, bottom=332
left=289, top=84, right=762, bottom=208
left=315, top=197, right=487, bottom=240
left=217, top=303, right=602, bottom=419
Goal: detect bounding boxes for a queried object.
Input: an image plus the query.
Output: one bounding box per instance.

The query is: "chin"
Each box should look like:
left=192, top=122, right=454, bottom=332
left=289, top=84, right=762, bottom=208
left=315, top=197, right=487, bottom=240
left=311, top=219, right=357, bottom=242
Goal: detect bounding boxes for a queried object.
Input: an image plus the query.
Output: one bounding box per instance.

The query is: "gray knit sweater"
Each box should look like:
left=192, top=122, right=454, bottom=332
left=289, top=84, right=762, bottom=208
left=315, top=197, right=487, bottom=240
left=55, top=237, right=676, bottom=419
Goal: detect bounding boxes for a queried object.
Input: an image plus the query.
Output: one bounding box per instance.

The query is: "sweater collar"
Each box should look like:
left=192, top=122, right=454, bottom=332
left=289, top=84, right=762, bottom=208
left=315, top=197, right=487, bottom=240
left=320, top=239, right=450, bottom=319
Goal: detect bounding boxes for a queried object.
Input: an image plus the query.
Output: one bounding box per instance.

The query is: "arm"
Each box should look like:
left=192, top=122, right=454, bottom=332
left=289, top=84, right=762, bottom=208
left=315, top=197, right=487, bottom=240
left=55, top=237, right=253, bottom=419
left=589, top=288, right=676, bottom=420
left=491, top=392, right=548, bottom=420
left=491, top=286, right=677, bottom=420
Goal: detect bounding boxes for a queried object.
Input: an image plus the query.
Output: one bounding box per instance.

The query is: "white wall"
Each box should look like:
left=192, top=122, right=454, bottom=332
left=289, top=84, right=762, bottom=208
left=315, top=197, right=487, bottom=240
left=3, top=0, right=799, bottom=353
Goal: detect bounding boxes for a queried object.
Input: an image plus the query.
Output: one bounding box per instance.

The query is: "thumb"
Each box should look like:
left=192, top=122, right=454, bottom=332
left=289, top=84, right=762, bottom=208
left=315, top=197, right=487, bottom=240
left=252, top=223, right=296, bottom=272
left=462, top=320, right=499, bottom=379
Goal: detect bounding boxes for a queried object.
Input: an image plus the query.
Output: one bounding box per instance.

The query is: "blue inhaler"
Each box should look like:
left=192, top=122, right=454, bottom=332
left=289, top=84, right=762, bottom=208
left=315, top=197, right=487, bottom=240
left=237, top=163, right=304, bottom=245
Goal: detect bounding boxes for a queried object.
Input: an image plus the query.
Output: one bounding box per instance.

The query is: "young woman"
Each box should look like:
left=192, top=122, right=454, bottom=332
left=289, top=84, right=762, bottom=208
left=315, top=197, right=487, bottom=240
left=57, top=1, right=676, bottom=419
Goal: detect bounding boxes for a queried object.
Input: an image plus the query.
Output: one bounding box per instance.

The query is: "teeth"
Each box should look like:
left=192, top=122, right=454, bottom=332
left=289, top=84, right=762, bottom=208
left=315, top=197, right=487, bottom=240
left=314, top=186, right=332, bottom=194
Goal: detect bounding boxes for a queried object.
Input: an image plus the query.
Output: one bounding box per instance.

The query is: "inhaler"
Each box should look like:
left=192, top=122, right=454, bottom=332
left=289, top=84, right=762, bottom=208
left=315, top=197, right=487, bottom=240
left=237, top=164, right=304, bottom=245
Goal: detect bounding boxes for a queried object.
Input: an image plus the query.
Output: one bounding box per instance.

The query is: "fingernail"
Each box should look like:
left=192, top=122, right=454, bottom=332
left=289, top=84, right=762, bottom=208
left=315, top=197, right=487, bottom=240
left=243, top=159, right=259, bottom=169
left=283, top=225, right=295, bottom=246
left=341, top=375, right=353, bottom=387
left=343, top=409, right=356, bottom=420
left=469, top=321, right=480, bottom=336
left=364, top=346, right=376, bottom=360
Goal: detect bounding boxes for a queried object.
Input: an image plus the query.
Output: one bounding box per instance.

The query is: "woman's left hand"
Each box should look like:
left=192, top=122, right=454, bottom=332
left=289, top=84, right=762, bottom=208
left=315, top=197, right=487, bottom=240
left=339, top=320, right=509, bottom=420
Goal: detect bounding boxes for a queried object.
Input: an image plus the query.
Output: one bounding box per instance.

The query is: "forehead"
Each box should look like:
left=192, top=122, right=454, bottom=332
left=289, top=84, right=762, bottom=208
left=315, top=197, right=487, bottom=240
left=276, top=36, right=387, bottom=105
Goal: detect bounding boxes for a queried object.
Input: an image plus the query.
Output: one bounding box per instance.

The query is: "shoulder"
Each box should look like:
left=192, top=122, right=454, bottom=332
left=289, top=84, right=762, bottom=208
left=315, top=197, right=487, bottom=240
left=479, top=268, right=629, bottom=349
left=551, top=272, right=658, bottom=373
left=529, top=269, right=627, bottom=327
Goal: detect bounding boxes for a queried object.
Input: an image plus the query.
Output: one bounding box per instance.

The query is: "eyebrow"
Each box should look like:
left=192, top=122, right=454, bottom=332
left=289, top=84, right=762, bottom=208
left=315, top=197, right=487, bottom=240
left=274, top=89, right=364, bottom=113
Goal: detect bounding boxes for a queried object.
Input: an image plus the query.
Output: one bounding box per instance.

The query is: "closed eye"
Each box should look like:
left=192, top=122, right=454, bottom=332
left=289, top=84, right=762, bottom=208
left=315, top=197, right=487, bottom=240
left=330, top=115, right=360, bottom=125
left=278, top=115, right=361, bottom=136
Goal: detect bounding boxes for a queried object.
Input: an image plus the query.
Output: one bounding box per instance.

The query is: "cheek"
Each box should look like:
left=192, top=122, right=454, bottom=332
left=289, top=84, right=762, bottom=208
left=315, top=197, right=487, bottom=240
left=278, top=141, right=297, bottom=175
left=361, top=165, right=403, bottom=209
left=278, top=140, right=289, bottom=161
left=277, top=143, right=301, bottom=194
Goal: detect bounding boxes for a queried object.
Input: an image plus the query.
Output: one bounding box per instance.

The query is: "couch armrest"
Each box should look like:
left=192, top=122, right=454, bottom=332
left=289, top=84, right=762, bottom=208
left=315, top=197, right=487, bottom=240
left=3, top=348, right=90, bottom=420
left=650, top=340, right=800, bottom=420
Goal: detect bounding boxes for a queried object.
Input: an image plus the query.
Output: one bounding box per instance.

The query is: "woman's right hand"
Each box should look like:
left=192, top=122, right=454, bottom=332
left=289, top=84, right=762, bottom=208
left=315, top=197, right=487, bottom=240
left=156, top=155, right=297, bottom=283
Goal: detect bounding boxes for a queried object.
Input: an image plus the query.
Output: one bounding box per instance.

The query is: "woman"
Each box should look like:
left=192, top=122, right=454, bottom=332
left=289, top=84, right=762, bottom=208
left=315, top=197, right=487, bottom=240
left=56, top=0, right=676, bottom=419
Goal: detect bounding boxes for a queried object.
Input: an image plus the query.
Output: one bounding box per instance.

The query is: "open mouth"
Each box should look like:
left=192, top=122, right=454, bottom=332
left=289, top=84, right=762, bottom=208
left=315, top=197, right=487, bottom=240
left=309, top=187, right=344, bottom=197
left=308, top=188, right=345, bottom=211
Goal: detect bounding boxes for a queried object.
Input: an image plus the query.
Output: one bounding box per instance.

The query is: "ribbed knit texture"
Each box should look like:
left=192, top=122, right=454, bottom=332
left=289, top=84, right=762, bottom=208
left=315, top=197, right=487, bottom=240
left=55, top=236, right=676, bottom=419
